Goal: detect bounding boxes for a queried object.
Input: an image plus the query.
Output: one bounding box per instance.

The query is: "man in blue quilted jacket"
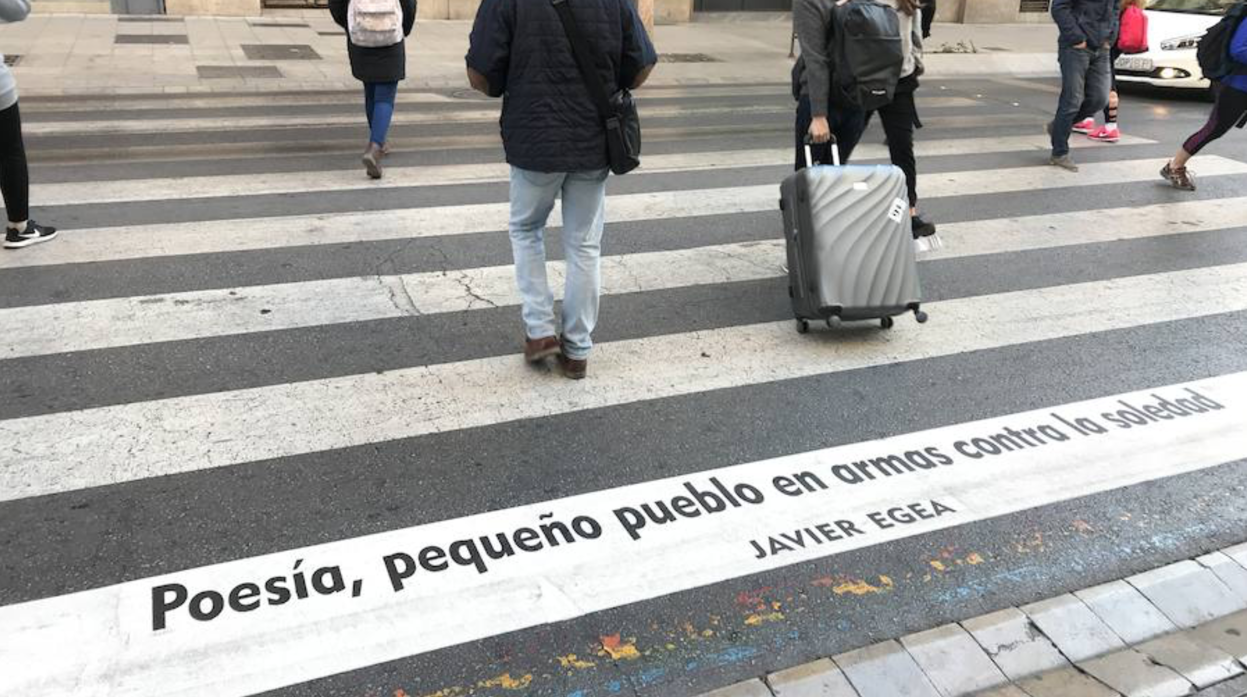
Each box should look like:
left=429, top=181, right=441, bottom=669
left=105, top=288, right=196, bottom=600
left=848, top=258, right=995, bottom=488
left=466, top=0, right=656, bottom=380
left=1047, top=0, right=1119, bottom=171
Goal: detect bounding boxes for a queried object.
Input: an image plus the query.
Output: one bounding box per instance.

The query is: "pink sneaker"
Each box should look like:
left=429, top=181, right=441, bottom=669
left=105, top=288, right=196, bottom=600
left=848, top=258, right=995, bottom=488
left=1072, top=118, right=1096, bottom=134
left=1088, top=125, right=1120, bottom=143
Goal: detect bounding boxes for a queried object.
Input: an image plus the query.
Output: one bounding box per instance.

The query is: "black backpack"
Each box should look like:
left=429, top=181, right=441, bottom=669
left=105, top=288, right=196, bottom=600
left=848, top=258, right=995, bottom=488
left=830, top=0, right=904, bottom=111
left=1196, top=1, right=1247, bottom=81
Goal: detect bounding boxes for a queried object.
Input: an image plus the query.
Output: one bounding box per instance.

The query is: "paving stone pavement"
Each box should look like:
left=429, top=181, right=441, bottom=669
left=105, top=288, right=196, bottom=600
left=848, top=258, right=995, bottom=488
left=2, top=12, right=1060, bottom=96
left=697, top=543, right=1247, bottom=697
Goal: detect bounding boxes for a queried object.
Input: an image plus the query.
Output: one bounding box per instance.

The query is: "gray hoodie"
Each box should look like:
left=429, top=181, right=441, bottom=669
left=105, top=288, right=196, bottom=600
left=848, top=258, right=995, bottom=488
left=794, top=0, right=924, bottom=116
left=0, top=0, right=32, bottom=111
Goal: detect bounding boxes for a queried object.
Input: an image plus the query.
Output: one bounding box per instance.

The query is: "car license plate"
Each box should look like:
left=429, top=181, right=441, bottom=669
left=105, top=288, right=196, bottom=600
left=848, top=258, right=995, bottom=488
left=1116, top=56, right=1154, bottom=72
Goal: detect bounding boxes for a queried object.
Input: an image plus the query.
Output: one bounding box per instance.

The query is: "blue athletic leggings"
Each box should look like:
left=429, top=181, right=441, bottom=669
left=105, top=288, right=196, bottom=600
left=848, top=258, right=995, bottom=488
left=364, top=81, right=399, bottom=147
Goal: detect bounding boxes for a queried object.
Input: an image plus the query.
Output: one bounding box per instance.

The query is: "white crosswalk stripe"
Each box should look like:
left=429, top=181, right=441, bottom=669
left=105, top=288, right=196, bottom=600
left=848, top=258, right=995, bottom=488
left=6, top=192, right=1247, bottom=358
left=14, top=135, right=1162, bottom=208
left=2, top=84, right=1246, bottom=697
left=9, top=153, right=1232, bottom=271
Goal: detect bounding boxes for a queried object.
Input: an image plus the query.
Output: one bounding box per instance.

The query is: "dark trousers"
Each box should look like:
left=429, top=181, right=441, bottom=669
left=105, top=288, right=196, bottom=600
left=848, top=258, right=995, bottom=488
left=875, top=88, right=920, bottom=206
left=921, top=0, right=936, bottom=39
left=1183, top=82, right=1247, bottom=156
left=1051, top=44, right=1112, bottom=157
left=794, top=95, right=865, bottom=170
left=0, top=102, right=29, bottom=224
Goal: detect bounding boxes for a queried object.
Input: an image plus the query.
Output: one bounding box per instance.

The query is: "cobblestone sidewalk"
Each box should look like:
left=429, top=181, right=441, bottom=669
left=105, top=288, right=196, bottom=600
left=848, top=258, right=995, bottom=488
left=703, top=543, right=1247, bottom=697
left=2, top=11, right=1058, bottom=96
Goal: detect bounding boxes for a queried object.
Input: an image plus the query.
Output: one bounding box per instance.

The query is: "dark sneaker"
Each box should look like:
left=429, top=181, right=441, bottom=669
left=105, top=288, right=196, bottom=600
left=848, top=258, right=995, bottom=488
left=362, top=143, right=383, bottom=180
left=524, top=335, right=560, bottom=363
left=1049, top=154, right=1079, bottom=172
left=1161, top=163, right=1196, bottom=191
left=557, top=353, right=587, bottom=380
left=4, top=221, right=57, bottom=249
left=912, top=214, right=937, bottom=239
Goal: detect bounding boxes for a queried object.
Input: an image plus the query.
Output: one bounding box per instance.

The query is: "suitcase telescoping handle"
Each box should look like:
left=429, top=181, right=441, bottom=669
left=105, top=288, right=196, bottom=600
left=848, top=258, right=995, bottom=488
left=803, top=134, right=841, bottom=168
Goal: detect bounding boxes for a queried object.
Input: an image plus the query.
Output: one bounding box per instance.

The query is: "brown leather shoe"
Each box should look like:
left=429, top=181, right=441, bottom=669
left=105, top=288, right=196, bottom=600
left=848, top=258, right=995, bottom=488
left=362, top=143, right=383, bottom=180
left=524, top=335, right=560, bottom=363
left=557, top=353, right=587, bottom=380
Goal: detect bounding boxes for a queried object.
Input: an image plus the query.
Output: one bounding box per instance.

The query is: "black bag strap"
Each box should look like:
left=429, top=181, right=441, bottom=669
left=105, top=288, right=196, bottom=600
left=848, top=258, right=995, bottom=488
left=550, top=0, right=616, bottom=123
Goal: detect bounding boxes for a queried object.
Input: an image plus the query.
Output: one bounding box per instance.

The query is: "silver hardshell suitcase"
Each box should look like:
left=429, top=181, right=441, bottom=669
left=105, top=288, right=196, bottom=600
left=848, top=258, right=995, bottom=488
left=779, top=141, right=927, bottom=333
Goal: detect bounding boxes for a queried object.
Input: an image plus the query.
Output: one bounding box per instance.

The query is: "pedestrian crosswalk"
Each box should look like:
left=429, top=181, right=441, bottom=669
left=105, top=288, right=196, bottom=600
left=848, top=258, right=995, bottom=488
left=2, top=80, right=1246, bottom=697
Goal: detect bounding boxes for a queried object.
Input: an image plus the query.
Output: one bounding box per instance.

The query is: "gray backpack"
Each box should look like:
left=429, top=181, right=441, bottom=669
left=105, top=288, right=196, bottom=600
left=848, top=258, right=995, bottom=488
left=349, top=0, right=403, bottom=48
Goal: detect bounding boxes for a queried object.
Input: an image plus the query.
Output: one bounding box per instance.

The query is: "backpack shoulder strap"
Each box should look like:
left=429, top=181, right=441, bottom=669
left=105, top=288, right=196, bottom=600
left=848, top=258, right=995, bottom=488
left=550, top=0, right=614, bottom=121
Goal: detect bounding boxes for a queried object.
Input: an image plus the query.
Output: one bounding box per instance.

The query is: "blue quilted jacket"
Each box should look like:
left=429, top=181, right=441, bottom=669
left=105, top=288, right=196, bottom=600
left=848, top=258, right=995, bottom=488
left=467, top=0, right=656, bottom=173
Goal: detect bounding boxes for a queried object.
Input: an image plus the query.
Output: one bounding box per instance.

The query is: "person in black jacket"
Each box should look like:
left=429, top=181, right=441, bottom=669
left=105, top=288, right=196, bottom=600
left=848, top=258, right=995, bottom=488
left=329, top=0, right=417, bottom=179
left=1047, top=0, right=1118, bottom=171
left=465, top=0, right=656, bottom=380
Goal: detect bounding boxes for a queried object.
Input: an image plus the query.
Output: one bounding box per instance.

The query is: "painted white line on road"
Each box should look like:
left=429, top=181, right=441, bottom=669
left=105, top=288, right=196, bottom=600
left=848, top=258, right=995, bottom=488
left=6, top=188, right=1247, bottom=358
left=2, top=262, right=1246, bottom=503
left=1, top=372, right=1243, bottom=697
left=14, top=85, right=805, bottom=114
left=22, top=103, right=803, bottom=136
left=15, top=135, right=1157, bottom=208
left=2, top=151, right=1211, bottom=271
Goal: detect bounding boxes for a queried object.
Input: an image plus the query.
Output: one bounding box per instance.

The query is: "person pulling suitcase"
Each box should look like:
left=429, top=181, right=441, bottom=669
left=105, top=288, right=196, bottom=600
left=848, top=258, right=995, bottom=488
left=792, top=0, right=866, bottom=171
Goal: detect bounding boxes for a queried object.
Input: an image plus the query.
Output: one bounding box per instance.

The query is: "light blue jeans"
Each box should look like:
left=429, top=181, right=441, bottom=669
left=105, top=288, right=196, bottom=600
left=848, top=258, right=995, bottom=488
left=508, top=166, right=609, bottom=361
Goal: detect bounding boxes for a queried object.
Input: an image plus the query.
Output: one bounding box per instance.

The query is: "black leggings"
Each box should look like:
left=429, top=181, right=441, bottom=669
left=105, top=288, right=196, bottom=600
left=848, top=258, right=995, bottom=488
left=874, top=88, right=920, bottom=206
left=1183, top=83, right=1247, bottom=156
left=921, top=0, right=936, bottom=39
left=1103, top=47, right=1121, bottom=123
left=0, top=102, right=29, bottom=224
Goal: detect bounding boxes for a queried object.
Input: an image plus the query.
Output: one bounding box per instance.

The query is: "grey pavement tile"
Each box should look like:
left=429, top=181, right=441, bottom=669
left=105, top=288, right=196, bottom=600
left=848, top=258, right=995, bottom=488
left=1191, top=675, right=1247, bottom=697
left=971, top=687, right=1033, bottom=697
left=1078, top=650, right=1193, bottom=697
left=1078, top=581, right=1179, bottom=646
left=1197, top=552, right=1247, bottom=603
left=247, top=21, right=310, bottom=28
left=835, top=641, right=942, bottom=697
left=1017, top=667, right=1121, bottom=697
left=1128, top=562, right=1247, bottom=629
left=767, top=658, right=860, bottom=697
left=1190, top=611, right=1247, bottom=662
left=1023, top=594, right=1127, bottom=663
left=1223, top=543, right=1247, bottom=570
left=962, top=609, right=1069, bottom=682
left=241, top=44, right=321, bottom=60
left=115, top=34, right=190, bottom=45
left=900, top=623, right=1010, bottom=696
left=196, top=65, right=282, bottom=79
left=1137, top=632, right=1244, bottom=689
left=698, top=679, right=775, bottom=697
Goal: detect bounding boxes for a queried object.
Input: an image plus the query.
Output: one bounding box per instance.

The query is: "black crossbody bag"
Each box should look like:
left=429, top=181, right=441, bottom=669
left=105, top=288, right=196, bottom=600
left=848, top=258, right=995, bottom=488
left=550, top=0, right=642, bottom=175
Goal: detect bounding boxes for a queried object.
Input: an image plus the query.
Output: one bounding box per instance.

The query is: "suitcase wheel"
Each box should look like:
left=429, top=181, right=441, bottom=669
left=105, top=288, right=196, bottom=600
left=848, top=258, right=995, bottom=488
left=915, top=309, right=929, bottom=324
left=796, top=319, right=810, bottom=334
left=880, top=316, right=895, bottom=329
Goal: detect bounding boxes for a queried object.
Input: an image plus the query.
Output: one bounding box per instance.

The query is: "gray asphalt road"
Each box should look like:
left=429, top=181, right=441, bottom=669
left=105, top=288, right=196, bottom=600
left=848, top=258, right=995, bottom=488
left=1, top=76, right=1245, bottom=697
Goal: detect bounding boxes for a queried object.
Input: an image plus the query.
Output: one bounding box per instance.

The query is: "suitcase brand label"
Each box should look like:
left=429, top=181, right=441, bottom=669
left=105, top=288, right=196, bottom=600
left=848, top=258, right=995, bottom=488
left=888, top=197, right=906, bottom=224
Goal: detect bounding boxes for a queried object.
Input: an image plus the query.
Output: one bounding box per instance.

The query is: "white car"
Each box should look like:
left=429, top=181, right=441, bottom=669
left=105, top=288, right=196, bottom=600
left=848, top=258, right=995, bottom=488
left=1114, top=0, right=1234, bottom=90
